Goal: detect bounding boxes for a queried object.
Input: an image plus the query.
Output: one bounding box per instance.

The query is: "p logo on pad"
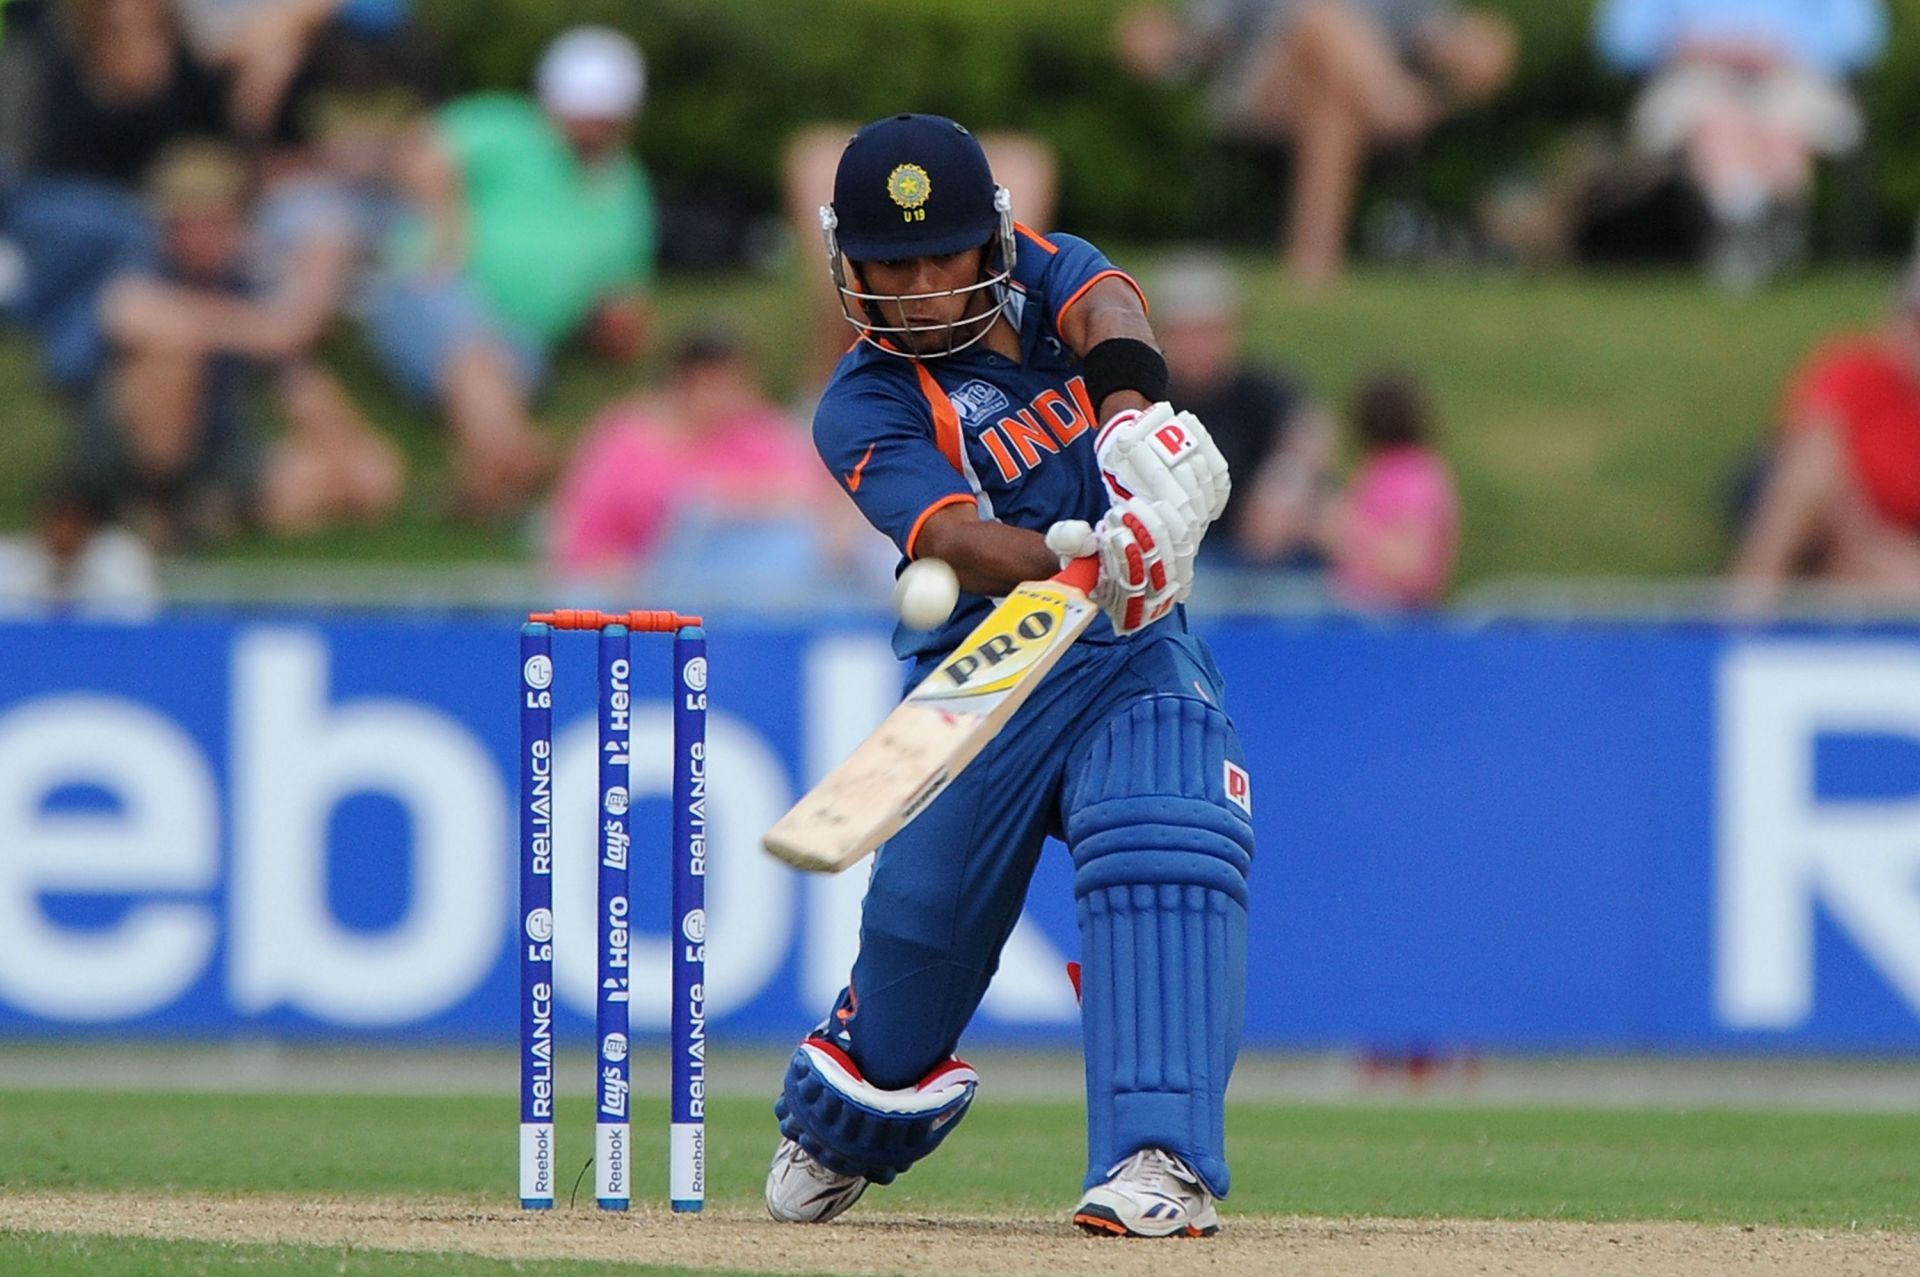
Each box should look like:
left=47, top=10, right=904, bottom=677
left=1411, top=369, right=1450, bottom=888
left=1223, top=761, right=1251, bottom=816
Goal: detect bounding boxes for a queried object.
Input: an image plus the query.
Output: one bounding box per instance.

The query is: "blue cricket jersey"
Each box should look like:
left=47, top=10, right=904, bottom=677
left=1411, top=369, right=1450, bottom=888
left=813, top=225, right=1167, bottom=663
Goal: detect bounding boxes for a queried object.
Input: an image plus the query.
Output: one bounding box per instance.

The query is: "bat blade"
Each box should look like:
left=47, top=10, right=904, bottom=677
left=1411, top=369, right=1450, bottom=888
left=763, top=561, right=1100, bottom=874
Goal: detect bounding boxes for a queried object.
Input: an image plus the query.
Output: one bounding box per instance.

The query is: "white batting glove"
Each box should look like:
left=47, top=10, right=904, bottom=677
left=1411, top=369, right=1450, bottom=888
left=1096, top=403, right=1232, bottom=537
left=1046, top=498, right=1189, bottom=636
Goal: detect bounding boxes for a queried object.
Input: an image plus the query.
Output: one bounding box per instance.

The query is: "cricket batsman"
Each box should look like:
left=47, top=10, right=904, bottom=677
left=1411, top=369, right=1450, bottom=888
left=764, top=114, right=1253, bottom=1238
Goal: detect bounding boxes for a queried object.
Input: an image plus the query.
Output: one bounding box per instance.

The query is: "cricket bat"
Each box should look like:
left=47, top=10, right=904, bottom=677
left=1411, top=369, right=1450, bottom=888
left=763, top=557, right=1102, bottom=874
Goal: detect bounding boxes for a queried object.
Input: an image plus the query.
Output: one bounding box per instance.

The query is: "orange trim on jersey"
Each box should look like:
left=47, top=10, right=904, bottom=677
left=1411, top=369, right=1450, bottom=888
left=912, top=361, right=965, bottom=471
left=905, top=493, right=977, bottom=560
left=1055, top=268, right=1148, bottom=333
left=849, top=330, right=907, bottom=355
left=1015, top=222, right=1058, bottom=254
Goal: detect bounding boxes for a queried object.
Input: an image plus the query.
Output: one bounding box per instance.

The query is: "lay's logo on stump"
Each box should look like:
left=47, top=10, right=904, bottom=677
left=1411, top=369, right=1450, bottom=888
left=922, top=585, right=1075, bottom=698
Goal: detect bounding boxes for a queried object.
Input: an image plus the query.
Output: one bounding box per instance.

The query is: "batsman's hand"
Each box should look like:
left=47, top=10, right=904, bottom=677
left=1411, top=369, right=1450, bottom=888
left=1046, top=496, right=1190, bottom=636
left=1096, top=403, right=1231, bottom=543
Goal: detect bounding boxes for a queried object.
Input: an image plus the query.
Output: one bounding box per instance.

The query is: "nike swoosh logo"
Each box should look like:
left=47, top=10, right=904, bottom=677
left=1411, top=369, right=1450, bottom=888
left=845, top=444, right=876, bottom=493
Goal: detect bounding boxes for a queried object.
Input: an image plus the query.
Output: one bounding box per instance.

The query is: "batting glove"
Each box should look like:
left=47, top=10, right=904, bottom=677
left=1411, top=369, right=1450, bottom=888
left=1096, top=402, right=1231, bottom=541
left=1046, top=497, right=1190, bottom=636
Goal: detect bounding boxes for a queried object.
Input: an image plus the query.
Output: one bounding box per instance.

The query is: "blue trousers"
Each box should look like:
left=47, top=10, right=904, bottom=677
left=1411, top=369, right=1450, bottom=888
left=832, top=622, right=1251, bottom=1190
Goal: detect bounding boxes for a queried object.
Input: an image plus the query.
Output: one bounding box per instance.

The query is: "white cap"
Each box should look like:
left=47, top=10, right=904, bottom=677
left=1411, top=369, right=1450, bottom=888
left=1152, top=250, right=1240, bottom=324
left=537, top=26, right=646, bottom=122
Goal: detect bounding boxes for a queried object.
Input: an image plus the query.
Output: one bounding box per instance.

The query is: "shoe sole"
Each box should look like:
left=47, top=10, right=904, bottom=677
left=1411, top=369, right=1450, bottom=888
left=1072, top=1202, right=1217, bottom=1239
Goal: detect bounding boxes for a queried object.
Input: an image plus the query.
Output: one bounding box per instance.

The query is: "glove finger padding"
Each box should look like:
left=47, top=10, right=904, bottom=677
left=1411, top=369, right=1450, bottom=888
left=1097, top=496, right=1187, bottom=635
left=1174, top=412, right=1231, bottom=524
left=1096, top=403, right=1232, bottom=531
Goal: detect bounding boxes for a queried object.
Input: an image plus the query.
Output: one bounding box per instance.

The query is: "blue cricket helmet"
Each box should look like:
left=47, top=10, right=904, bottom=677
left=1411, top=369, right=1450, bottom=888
left=831, top=114, right=1000, bottom=260
left=821, top=114, right=1017, bottom=358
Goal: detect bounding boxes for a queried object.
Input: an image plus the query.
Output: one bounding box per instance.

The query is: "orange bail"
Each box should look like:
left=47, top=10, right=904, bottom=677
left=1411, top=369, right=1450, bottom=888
left=528, top=609, right=704, bottom=632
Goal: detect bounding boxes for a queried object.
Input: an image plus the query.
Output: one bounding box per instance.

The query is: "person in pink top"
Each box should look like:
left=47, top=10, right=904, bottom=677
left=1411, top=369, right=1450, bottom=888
left=549, top=331, right=837, bottom=589
left=1326, top=368, right=1459, bottom=607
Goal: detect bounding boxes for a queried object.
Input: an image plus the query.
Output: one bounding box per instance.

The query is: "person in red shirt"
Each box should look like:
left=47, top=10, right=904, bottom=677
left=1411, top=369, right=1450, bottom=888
left=1733, top=271, right=1920, bottom=601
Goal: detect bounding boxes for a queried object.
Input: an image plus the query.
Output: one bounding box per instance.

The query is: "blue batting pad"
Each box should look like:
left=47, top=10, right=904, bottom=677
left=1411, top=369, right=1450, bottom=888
left=774, top=1037, right=978, bottom=1184
left=1065, top=694, right=1253, bottom=1198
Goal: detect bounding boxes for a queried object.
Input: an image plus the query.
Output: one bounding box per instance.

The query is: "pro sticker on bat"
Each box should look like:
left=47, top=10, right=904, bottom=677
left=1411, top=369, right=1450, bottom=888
left=1224, top=761, right=1252, bottom=816
left=919, top=583, right=1081, bottom=699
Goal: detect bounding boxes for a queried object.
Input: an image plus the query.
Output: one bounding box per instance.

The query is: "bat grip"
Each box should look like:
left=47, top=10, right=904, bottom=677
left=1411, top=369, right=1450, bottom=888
left=1054, top=556, right=1100, bottom=593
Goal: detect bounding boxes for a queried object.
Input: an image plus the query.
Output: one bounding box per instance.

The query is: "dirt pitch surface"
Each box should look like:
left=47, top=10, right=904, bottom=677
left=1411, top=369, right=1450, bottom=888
left=2, top=1192, right=1917, bottom=1276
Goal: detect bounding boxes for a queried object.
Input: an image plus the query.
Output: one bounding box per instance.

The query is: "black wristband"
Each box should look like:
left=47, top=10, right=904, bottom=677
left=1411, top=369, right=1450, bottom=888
left=1082, top=337, right=1169, bottom=412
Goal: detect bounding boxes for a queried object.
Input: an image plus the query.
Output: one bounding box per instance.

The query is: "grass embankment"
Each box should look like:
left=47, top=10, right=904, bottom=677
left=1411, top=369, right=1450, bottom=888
left=0, top=265, right=1893, bottom=588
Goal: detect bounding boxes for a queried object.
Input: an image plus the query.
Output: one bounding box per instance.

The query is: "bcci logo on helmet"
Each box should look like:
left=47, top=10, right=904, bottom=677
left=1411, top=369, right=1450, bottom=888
left=887, top=163, right=931, bottom=213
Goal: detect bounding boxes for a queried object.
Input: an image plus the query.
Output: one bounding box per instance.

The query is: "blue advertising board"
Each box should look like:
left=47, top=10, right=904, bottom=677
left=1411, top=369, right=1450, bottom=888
left=1, top=611, right=1917, bottom=1052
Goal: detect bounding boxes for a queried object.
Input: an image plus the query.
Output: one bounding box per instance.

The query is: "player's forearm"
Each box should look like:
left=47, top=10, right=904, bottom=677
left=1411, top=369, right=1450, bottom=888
left=915, top=504, right=1059, bottom=596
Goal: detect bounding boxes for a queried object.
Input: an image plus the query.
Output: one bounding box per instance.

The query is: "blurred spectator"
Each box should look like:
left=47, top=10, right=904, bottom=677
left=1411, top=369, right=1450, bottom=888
left=556, top=334, right=833, bottom=576
left=1323, top=367, right=1458, bottom=607
left=86, top=140, right=400, bottom=544
left=1732, top=267, right=1920, bottom=602
left=0, top=478, right=161, bottom=619
left=1118, top=0, right=1515, bottom=288
left=241, top=12, right=442, bottom=527
left=0, top=0, right=228, bottom=388
left=784, top=122, right=1057, bottom=396
left=1154, top=251, right=1334, bottom=568
left=2, top=0, right=229, bottom=186
left=547, top=330, right=857, bottom=602
left=369, top=25, right=656, bottom=517
left=1595, top=0, right=1888, bottom=289
left=173, top=0, right=423, bottom=142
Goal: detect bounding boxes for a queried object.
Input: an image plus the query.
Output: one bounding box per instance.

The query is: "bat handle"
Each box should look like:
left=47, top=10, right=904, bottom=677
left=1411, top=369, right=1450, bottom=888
left=1054, top=556, right=1100, bottom=593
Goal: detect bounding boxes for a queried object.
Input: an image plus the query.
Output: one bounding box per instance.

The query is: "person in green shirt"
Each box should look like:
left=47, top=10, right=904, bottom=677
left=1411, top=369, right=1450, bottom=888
left=366, top=25, right=655, bottom=516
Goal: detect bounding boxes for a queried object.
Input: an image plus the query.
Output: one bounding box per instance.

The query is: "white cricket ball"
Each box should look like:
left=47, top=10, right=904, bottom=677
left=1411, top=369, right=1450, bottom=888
left=894, top=557, right=960, bottom=630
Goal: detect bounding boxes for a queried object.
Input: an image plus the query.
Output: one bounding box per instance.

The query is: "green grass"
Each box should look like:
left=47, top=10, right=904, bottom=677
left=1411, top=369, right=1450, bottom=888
left=1252, top=269, right=1895, bottom=586
left=0, top=264, right=1897, bottom=586
left=0, top=1089, right=1914, bottom=1274
left=0, top=1091, right=1913, bottom=1228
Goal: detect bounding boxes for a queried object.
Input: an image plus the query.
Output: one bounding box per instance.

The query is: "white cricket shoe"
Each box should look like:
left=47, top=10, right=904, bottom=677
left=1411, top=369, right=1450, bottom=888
left=764, top=1137, right=869, bottom=1223
left=1072, top=1148, right=1220, bottom=1238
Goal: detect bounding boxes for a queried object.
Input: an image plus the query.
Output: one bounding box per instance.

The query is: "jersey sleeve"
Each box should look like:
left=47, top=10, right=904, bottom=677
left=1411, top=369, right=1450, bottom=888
left=813, top=377, right=975, bottom=559
left=1027, top=231, right=1148, bottom=335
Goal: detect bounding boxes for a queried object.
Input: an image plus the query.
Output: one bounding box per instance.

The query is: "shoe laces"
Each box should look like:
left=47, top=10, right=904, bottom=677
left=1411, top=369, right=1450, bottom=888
left=1111, top=1147, right=1199, bottom=1199
left=788, top=1140, right=860, bottom=1188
